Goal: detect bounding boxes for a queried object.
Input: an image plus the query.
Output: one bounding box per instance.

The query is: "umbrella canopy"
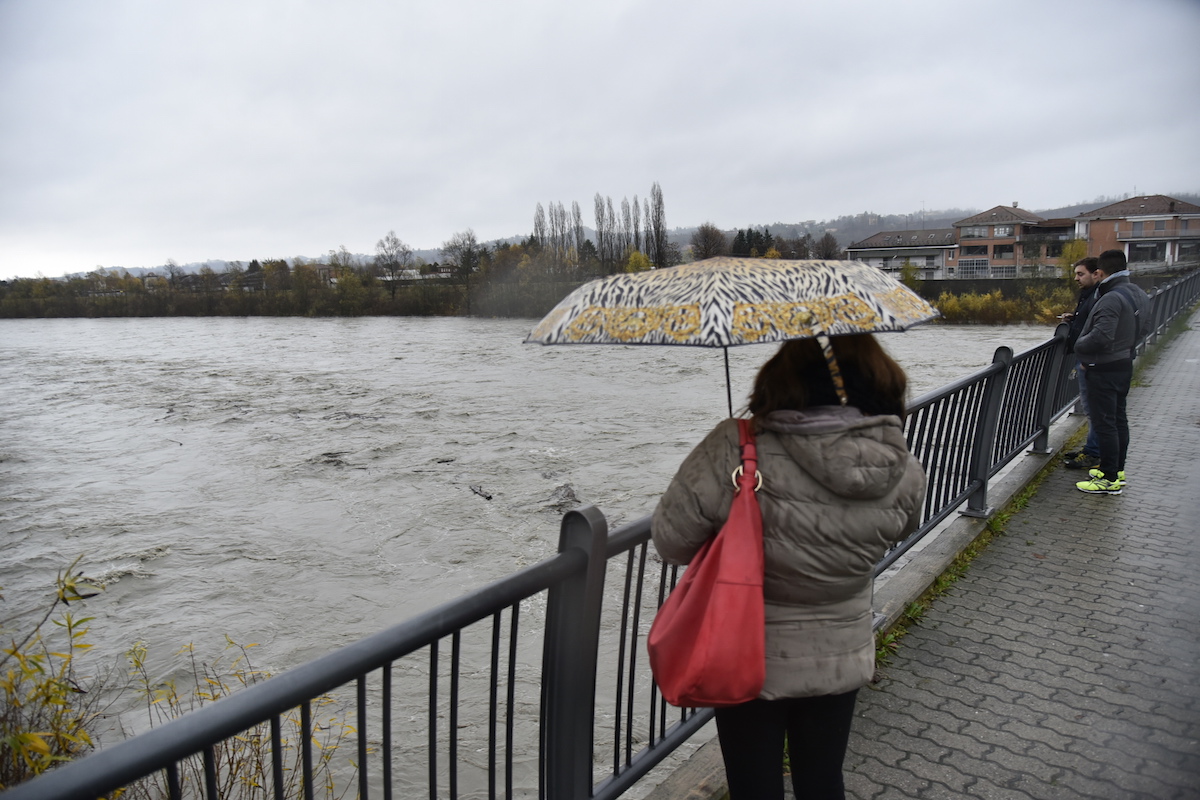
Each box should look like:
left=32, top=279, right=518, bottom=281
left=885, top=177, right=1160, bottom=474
left=524, top=257, right=938, bottom=348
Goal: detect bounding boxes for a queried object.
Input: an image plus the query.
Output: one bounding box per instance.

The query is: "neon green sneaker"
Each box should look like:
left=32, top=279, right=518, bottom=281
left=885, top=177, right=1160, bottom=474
left=1089, top=468, right=1126, bottom=488
left=1076, top=475, right=1122, bottom=495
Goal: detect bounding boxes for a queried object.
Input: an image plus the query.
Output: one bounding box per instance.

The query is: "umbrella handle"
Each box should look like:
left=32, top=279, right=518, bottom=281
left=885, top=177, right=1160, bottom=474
left=724, top=347, right=733, bottom=418
left=818, top=335, right=849, bottom=406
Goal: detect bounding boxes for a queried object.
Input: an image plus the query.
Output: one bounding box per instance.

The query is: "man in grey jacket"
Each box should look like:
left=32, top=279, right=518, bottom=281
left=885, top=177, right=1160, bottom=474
left=1072, top=249, right=1150, bottom=495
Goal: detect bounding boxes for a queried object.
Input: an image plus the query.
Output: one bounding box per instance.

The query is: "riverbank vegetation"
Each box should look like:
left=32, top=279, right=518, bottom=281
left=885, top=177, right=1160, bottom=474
left=1, top=565, right=356, bottom=797
left=0, top=264, right=1082, bottom=324
left=932, top=285, right=1076, bottom=325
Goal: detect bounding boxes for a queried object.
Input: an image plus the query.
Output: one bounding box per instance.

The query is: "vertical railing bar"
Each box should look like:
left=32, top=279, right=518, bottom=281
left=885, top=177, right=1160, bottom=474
left=383, top=664, right=394, bottom=800
left=449, top=630, right=461, bottom=800
left=301, top=701, right=314, bottom=800
left=506, top=604, right=519, bottom=800
left=626, top=543, right=648, bottom=760
left=202, top=745, right=218, bottom=800
left=429, top=642, right=439, bottom=800
left=488, top=611, right=502, bottom=800
left=611, top=549, right=636, bottom=774
left=167, top=762, right=182, bottom=800
left=270, top=715, right=284, bottom=800
left=928, top=394, right=956, bottom=511
left=357, top=674, right=370, bottom=800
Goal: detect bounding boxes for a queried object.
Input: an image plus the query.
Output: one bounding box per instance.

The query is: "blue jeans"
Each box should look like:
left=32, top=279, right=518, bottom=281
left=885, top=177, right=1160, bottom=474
left=1076, top=359, right=1100, bottom=457
left=1084, top=361, right=1133, bottom=478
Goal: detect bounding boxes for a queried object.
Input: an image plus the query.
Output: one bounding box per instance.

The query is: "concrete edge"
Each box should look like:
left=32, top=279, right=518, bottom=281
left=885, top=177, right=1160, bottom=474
left=870, top=414, right=1084, bottom=634
left=641, top=414, right=1087, bottom=800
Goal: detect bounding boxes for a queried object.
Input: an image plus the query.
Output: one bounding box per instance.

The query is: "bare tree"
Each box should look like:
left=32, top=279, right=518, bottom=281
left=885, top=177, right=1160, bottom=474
left=571, top=201, right=585, bottom=258
left=632, top=194, right=642, bottom=254
left=621, top=197, right=633, bottom=256
left=690, top=223, right=728, bottom=260
left=814, top=232, right=842, bottom=260
left=441, top=229, right=481, bottom=278
left=442, top=229, right=482, bottom=313
left=648, top=182, right=667, bottom=267
left=533, top=203, right=547, bottom=247
left=593, top=194, right=607, bottom=272
left=375, top=230, right=413, bottom=298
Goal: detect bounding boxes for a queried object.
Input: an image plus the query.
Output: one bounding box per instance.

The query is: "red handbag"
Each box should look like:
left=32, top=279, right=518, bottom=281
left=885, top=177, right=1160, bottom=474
left=648, top=418, right=766, bottom=707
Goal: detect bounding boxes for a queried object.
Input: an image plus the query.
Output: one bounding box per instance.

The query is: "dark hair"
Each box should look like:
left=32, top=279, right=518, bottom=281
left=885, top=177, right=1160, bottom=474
left=1073, top=257, right=1099, bottom=272
left=1097, top=249, right=1126, bottom=274
left=748, top=334, right=908, bottom=420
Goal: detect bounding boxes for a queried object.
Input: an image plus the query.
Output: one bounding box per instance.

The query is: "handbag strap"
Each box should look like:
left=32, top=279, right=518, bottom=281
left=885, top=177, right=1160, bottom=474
left=733, top=419, right=761, bottom=493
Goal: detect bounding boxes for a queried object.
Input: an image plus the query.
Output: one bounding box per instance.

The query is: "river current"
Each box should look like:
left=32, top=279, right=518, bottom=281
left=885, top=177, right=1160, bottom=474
left=0, top=317, right=1054, bottom=691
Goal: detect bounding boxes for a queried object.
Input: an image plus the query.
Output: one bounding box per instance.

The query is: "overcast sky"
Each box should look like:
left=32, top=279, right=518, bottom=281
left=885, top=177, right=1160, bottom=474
left=2, top=0, right=1198, bottom=280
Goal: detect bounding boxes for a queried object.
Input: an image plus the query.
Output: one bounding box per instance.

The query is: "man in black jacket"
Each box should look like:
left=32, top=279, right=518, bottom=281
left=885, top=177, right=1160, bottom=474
left=1062, top=257, right=1101, bottom=470
left=1073, top=250, right=1150, bottom=495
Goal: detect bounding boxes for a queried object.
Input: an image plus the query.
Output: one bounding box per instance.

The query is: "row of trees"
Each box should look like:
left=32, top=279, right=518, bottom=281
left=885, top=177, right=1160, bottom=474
left=689, top=224, right=843, bottom=260
left=527, top=182, right=673, bottom=276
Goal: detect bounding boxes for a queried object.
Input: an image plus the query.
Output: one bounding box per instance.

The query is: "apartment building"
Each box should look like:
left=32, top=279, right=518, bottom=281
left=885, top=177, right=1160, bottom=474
left=1074, top=194, right=1200, bottom=268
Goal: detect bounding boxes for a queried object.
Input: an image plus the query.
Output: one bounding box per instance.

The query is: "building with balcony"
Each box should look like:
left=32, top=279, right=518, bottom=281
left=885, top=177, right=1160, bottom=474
left=849, top=203, right=1075, bottom=280
left=845, top=228, right=957, bottom=280
left=946, top=204, right=1073, bottom=278
left=1073, top=194, right=1200, bottom=269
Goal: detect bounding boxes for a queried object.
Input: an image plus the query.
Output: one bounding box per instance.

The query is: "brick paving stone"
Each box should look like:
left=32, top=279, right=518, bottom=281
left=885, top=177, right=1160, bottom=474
left=846, top=308, right=1200, bottom=800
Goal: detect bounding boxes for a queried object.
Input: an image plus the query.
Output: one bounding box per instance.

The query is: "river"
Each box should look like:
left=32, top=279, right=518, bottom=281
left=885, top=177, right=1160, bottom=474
left=0, top=316, right=1053, bottom=693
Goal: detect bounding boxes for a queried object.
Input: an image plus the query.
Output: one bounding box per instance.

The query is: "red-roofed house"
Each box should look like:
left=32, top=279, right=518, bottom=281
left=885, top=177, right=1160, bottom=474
left=1074, top=194, right=1200, bottom=269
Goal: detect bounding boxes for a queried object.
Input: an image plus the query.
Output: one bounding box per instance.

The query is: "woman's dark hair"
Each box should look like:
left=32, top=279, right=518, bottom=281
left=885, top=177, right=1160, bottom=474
left=747, top=334, right=908, bottom=419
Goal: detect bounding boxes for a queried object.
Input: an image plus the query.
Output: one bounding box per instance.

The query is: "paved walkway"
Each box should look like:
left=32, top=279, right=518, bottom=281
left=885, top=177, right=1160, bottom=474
left=846, top=311, right=1200, bottom=799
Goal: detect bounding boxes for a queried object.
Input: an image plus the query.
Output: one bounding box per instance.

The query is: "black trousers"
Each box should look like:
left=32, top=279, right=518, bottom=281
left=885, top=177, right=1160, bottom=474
left=714, top=690, right=859, bottom=800
left=1084, top=360, right=1133, bottom=478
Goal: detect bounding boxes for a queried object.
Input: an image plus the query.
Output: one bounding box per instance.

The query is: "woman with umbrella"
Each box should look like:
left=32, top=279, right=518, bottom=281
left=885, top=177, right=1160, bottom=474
left=651, top=333, right=926, bottom=800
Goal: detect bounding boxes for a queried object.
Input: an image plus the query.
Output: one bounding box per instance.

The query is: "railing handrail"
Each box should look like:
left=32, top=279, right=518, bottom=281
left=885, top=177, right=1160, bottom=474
left=10, top=268, right=1200, bottom=800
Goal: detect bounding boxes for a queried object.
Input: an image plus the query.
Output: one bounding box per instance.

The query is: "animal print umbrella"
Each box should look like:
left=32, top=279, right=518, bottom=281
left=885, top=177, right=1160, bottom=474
left=525, top=258, right=937, bottom=347
left=525, top=257, right=938, bottom=414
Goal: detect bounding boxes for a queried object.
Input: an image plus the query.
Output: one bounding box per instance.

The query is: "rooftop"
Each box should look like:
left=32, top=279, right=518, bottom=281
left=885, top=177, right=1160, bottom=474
left=1074, top=193, right=1200, bottom=218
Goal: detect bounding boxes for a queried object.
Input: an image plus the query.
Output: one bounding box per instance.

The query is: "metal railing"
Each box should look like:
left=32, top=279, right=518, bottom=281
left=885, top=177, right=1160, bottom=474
left=9, top=269, right=1200, bottom=800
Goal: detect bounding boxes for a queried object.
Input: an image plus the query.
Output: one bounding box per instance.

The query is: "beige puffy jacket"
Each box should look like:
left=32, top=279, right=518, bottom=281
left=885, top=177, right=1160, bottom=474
left=651, top=407, right=926, bottom=699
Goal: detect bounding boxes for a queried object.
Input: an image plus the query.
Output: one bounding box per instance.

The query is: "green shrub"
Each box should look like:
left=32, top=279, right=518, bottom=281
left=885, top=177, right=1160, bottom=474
left=1, top=557, right=105, bottom=788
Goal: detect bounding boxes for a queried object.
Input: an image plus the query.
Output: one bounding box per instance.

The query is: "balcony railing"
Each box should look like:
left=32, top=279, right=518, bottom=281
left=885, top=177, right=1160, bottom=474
left=9, top=268, right=1200, bottom=800
left=1118, top=228, right=1200, bottom=240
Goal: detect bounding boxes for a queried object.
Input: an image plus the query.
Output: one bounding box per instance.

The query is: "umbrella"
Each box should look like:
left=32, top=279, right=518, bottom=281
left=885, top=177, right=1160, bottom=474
left=525, top=257, right=939, bottom=415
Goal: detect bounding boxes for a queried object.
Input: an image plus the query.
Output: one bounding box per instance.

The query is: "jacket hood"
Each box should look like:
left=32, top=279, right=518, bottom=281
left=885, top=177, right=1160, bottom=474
left=758, top=407, right=910, bottom=499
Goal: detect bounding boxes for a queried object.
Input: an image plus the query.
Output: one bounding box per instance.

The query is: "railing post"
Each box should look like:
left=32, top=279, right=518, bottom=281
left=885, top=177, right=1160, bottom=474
left=541, top=505, right=609, bottom=800
left=1031, top=326, right=1069, bottom=454
left=962, top=346, right=1012, bottom=518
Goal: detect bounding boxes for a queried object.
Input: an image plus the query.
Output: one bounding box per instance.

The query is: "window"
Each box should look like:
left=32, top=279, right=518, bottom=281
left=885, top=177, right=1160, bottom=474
left=1154, top=219, right=1166, bottom=231
left=993, top=225, right=1013, bottom=237
left=925, top=255, right=935, bottom=267
left=993, top=244, right=1014, bottom=259
left=1047, top=242, right=1064, bottom=258
left=992, top=265, right=1016, bottom=278
left=962, top=245, right=988, bottom=256
left=1022, top=243, right=1042, bottom=258
left=1130, top=242, right=1166, bottom=262
left=961, top=226, right=988, bottom=238
left=1132, top=221, right=1143, bottom=235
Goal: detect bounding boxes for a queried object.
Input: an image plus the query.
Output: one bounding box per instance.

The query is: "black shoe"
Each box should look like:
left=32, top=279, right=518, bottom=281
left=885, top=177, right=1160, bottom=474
left=1064, top=452, right=1100, bottom=470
